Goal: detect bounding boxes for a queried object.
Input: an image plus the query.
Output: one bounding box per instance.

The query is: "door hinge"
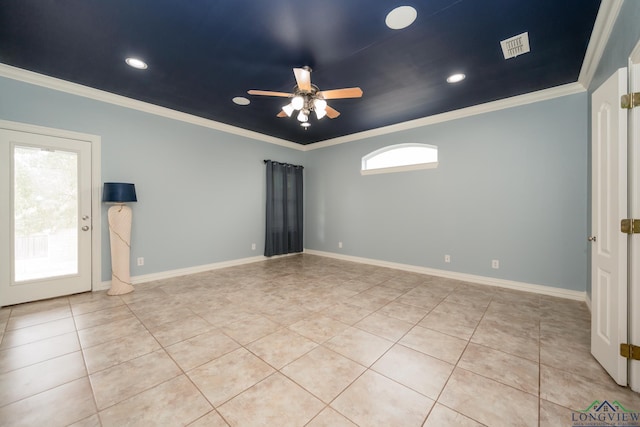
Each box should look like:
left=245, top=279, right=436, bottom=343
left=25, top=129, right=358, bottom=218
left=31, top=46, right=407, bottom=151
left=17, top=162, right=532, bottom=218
left=621, top=218, right=640, bottom=234
left=621, top=92, right=640, bottom=109
left=620, top=343, right=640, bottom=360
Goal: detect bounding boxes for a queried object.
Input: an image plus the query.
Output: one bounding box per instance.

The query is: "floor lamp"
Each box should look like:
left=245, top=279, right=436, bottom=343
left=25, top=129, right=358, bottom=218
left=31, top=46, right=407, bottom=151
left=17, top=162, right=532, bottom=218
left=103, top=182, right=137, bottom=296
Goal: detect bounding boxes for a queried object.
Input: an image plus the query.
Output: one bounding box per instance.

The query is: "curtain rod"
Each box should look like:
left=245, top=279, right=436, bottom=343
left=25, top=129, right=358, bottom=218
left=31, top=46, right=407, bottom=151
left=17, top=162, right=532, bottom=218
left=263, top=160, right=304, bottom=169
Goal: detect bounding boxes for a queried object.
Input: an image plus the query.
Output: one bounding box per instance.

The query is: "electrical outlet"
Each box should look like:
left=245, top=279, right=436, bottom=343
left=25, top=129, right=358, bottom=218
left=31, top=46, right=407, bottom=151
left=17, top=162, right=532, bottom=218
left=492, top=259, right=499, bottom=269
left=137, top=257, right=144, bottom=266
left=338, top=241, right=343, bottom=249
left=444, top=254, right=451, bottom=263
left=251, top=243, right=256, bottom=251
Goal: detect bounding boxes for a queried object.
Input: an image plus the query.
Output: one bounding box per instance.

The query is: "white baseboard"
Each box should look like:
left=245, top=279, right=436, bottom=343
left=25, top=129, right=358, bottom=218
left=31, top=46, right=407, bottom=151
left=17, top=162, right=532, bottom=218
left=96, top=255, right=268, bottom=291
left=585, top=292, right=592, bottom=312
left=304, top=249, right=587, bottom=302
left=96, top=250, right=587, bottom=303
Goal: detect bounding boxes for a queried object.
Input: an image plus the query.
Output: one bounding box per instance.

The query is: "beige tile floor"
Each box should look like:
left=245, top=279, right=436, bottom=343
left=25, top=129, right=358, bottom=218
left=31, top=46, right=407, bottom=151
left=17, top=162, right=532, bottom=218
left=1, top=254, right=639, bottom=426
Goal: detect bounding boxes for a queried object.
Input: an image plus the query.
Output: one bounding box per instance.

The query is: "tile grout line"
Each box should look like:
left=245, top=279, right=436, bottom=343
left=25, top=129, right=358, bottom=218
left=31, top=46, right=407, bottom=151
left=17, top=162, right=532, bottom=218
left=300, top=284, right=458, bottom=426
left=0, top=298, right=93, bottom=424
left=421, top=290, right=495, bottom=426
left=538, top=304, right=542, bottom=427
left=72, top=295, right=107, bottom=426
left=0, top=255, right=600, bottom=426
left=140, top=298, right=236, bottom=426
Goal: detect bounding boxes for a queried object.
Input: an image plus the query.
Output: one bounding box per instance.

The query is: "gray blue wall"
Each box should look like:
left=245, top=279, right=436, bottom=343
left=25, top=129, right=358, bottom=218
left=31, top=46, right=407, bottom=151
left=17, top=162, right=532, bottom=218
left=305, top=94, right=588, bottom=291
left=589, top=1, right=640, bottom=92
left=0, top=75, right=590, bottom=291
left=0, top=77, right=304, bottom=281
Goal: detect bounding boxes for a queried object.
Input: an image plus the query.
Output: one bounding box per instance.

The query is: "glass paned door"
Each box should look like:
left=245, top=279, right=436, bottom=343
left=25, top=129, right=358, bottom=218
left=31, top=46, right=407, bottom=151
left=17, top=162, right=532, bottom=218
left=14, top=146, right=79, bottom=281
left=1, top=129, right=92, bottom=306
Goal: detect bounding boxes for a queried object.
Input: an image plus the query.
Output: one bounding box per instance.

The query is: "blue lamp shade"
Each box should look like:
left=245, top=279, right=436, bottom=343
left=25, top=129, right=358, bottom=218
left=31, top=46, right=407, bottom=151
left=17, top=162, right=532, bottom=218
left=102, top=182, right=137, bottom=203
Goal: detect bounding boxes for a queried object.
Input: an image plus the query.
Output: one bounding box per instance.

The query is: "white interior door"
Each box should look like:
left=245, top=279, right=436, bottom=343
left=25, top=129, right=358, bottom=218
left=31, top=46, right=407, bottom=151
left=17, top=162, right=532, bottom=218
left=590, top=68, right=628, bottom=386
left=0, top=129, right=92, bottom=306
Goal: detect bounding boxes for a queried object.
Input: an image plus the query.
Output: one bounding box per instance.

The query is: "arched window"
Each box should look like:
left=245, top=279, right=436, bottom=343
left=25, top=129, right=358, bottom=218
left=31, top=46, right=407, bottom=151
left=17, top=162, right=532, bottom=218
left=361, top=143, right=438, bottom=175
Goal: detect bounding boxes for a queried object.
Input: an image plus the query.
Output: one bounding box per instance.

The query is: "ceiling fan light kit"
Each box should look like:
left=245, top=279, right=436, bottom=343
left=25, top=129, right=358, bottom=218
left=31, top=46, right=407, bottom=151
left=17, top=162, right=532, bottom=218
left=297, top=111, right=309, bottom=122
left=248, top=67, right=363, bottom=129
left=315, top=107, right=327, bottom=120
left=281, top=103, right=295, bottom=117
left=291, top=95, right=305, bottom=110
left=314, top=98, right=327, bottom=112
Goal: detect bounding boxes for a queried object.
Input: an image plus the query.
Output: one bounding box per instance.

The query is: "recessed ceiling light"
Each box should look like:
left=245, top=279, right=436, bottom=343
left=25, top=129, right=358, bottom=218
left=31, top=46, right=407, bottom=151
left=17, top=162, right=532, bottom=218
left=125, top=57, right=148, bottom=69
left=301, top=122, right=311, bottom=128
left=447, top=73, right=466, bottom=83
left=386, top=6, right=417, bottom=30
left=232, top=96, right=250, bottom=106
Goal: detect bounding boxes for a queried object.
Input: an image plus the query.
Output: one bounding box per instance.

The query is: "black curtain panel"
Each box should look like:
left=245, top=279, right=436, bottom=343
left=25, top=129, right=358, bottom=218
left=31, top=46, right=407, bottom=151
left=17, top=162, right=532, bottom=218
left=264, top=160, right=303, bottom=257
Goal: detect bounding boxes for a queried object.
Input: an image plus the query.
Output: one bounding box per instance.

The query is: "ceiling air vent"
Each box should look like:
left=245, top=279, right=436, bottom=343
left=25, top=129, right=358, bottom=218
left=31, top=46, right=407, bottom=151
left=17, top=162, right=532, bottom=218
left=500, top=32, right=530, bottom=59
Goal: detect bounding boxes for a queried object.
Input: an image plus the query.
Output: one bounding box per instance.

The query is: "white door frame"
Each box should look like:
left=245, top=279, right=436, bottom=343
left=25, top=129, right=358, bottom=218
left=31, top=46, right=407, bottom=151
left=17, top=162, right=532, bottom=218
left=0, top=119, right=101, bottom=293
left=628, top=39, right=640, bottom=393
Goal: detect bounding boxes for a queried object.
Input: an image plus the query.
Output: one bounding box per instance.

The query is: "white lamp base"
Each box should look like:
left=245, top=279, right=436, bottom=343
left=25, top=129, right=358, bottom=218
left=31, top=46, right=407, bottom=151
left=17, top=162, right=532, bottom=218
left=107, top=204, right=134, bottom=296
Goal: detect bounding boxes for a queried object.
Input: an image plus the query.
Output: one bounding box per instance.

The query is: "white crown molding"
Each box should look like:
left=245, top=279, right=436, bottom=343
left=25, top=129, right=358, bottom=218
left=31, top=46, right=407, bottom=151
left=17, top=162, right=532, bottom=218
left=1, top=62, right=587, bottom=153
left=304, top=249, right=586, bottom=301
left=0, top=63, right=304, bottom=151
left=578, top=0, right=623, bottom=88
left=304, top=82, right=586, bottom=151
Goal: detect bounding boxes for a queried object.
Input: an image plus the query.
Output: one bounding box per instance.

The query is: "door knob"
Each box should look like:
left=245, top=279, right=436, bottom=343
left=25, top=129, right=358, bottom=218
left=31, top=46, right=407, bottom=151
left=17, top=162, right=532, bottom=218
left=82, top=225, right=89, bottom=231
left=588, top=236, right=597, bottom=242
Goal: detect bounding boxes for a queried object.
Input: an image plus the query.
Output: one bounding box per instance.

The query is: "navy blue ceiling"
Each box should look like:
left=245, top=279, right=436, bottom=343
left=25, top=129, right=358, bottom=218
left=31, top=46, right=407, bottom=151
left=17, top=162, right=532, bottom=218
left=0, top=0, right=601, bottom=145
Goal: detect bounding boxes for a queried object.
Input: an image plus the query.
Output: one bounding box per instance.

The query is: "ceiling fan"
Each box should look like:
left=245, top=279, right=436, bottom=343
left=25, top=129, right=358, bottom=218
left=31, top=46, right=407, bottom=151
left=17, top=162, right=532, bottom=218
left=248, top=66, right=363, bottom=128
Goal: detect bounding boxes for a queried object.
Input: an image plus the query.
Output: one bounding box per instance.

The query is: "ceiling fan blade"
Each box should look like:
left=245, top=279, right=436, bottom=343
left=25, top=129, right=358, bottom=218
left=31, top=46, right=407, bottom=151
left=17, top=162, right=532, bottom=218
left=293, top=68, right=312, bottom=92
left=325, top=105, right=341, bottom=119
left=247, top=90, right=292, bottom=97
left=319, top=87, right=363, bottom=99
left=276, top=111, right=288, bottom=118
